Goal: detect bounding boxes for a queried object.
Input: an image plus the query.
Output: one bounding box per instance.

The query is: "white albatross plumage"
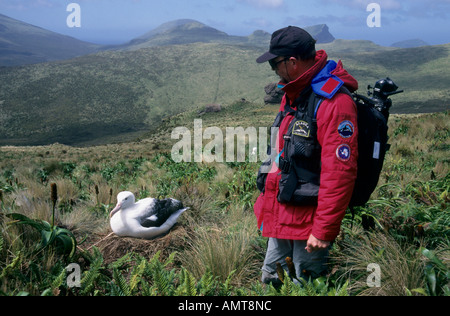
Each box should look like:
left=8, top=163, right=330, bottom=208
left=109, top=191, right=188, bottom=240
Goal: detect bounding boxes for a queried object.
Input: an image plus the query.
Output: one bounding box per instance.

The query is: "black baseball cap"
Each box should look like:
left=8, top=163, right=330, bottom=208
left=256, top=26, right=316, bottom=63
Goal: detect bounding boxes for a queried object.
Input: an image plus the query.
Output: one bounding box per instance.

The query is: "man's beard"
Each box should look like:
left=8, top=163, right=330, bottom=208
left=279, top=76, right=289, bottom=84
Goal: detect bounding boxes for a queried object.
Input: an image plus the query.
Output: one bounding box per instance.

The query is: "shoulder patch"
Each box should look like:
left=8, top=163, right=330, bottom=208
left=338, top=120, right=355, bottom=139
left=336, top=144, right=351, bottom=162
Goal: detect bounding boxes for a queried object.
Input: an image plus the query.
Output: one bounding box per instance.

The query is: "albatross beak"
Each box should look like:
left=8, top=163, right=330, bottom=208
left=110, top=203, right=122, bottom=218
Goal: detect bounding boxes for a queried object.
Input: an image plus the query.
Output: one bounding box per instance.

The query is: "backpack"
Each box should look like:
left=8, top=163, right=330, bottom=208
left=345, top=78, right=403, bottom=227
left=342, top=85, right=389, bottom=208
left=257, top=77, right=403, bottom=226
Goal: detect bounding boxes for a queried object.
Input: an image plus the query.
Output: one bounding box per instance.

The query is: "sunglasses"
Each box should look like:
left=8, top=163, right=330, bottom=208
left=269, top=57, right=289, bottom=71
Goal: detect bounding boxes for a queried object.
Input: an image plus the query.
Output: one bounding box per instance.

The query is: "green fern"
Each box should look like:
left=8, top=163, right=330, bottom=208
left=152, top=264, right=173, bottom=295
left=163, top=251, right=177, bottom=268
left=185, top=269, right=198, bottom=296
left=0, top=235, right=4, bottom=266
left=140, top=277, right=154, bottom=296
left=108, top=280, right=125, bottom=296
left=145, top=251, right=183, bottom=296
left=249, top=281, right=267, bottom=296
left=298, top=282, right=320, bottom=296
left=176, top=268, right=198, bottom=296
left=219, top=269, right=236, bottom=296
left=327, top=281, right=350, bottom=296
left=109, top=252, right=133, bottom=270
left=38, top=267, right=67, bottom=296
left=80, top=247, right=104, bottom=296
left=129, top=259, right=146, bottom=293
left=279, top=271, right=293, bottom=296
left=148, top=250, right=162, bottom=268
left=0, top=251, right=21, bottom=280
left=51, top=267, right=67, bottom=292
left=174, top=268, right=186, bottom=296
left=113, top=267, right=131, bottom=296
left=80, top=266, right=100, bottom=295
left=198, top=269, right=216, bottom=296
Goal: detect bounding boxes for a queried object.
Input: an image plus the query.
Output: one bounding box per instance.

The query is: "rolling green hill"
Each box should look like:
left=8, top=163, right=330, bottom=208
left=333, top=44, right=450, bottom=113
left=0, top=14, right=101, bottom=67
left=0, top=43, right=274, bottom=146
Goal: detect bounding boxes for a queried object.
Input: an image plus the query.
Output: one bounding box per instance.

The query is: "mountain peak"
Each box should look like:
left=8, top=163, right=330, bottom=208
left=135, top=19, right=227, bottom=42
left=304, top=24, right=335, bottom=44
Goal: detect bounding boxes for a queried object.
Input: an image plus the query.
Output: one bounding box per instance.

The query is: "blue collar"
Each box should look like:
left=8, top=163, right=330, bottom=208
left=311, top=60, right=344, bottom=99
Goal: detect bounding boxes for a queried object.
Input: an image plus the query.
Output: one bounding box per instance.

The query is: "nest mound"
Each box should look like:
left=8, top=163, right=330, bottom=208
left=93, top=225, right=191, bottom=265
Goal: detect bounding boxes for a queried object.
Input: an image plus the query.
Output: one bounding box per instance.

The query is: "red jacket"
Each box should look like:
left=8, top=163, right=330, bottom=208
left=254, top=50, right=359, bottom=241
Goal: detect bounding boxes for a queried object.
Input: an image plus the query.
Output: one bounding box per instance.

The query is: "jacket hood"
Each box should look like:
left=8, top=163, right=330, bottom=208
left=280, top=50, right=358, bottom=103
left=330, top=59, right=358, bottom=92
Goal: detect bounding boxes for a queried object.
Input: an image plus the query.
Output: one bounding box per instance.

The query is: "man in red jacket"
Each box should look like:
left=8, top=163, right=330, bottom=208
left=254, top=26, right=359, bottom=284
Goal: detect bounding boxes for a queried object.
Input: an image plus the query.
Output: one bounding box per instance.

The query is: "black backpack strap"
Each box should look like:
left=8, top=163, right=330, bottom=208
left=286, top=86, right=314, bottom=111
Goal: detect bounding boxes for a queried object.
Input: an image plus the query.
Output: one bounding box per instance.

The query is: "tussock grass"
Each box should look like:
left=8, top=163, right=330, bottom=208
left=333, top=230, right=426, bottom=296
left=180, top=225, right=259, bottom=287
left=179, top=201, right=262, bottom=287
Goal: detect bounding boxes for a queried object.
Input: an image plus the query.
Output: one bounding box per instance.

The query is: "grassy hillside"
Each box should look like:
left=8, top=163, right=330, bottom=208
left=0, top=105, right=448, bottom=296
left=0, top=43, right=274, bottom=146
left=0, top=42, right=449, bottom=146
left=333, top=44, right=450, bottom=114
left=0, top=14, right=100, bottom=67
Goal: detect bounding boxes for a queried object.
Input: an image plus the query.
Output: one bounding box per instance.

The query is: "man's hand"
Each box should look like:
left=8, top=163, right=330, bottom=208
left=305, top=234, right=330, bottom=253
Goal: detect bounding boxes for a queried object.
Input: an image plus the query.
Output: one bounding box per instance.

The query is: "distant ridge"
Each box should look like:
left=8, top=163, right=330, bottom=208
left=1, top=15, right=348, bottom=66
left=1, top=14, right=442, bottom=67
left=113, top=19, right=336, bottom=50
left=0, top=14, right=101, bottom=66
left=113, top=19, right=258, bottom=50
left=391, top=39, right=430, bottom=48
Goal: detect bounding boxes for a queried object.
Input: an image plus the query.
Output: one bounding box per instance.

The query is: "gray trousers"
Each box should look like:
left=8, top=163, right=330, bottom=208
left=261, top=238, right=330, bottom=285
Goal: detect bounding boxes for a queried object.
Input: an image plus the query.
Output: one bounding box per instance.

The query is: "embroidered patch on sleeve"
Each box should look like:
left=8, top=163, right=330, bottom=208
left=338, top=120, right=355, bottom=139
left=336, top=144, right=351, bottom=162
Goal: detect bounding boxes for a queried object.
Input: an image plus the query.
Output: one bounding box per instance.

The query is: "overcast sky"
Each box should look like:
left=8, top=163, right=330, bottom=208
left=0, top=0, right=449, bottom=46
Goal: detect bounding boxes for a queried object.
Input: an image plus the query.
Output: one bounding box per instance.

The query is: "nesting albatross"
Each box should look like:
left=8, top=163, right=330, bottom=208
left=109, top=191, right=188, bottom=240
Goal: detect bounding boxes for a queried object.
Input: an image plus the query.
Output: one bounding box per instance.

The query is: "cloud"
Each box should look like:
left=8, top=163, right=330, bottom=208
left=238, top=0, right=284, bottom=9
